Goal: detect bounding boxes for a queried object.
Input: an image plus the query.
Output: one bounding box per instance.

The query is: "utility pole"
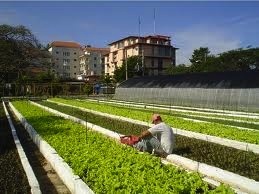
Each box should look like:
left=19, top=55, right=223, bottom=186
left=125, top=50, right=128, bottom=80
left=138, top=16, right=141, bottom=38
left=142, top=49, right=144, bottom=76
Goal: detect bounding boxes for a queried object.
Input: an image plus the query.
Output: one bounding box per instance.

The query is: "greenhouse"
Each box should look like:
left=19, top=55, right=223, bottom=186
left=114, top=70, right=259, bottom=112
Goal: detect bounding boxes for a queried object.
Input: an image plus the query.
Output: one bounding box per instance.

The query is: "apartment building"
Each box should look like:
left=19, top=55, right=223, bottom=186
left=48, top=41, right=82, bottom=79
left=79, top=46, right=109, bottom=79
left=105, top=35, right=178, bottom=76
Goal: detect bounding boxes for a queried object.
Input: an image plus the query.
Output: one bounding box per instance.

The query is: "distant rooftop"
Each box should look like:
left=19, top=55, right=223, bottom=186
left=50, top=41, right=81, bottom=48
left=108, top=34, right=171, bottom=45
left=83, top=47, right=110, bottom=54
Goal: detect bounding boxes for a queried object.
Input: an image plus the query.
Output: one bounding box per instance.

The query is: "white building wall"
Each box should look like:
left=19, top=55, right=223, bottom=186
left=49, top=46, right=81, bottom=79
left=79, top=51, right=105, bottom=77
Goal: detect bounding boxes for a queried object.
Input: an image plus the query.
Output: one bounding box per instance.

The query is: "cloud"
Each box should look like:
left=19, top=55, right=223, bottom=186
left=225, top=15, right=259, bottom=26
left=174, top=25, right=241, bottom=65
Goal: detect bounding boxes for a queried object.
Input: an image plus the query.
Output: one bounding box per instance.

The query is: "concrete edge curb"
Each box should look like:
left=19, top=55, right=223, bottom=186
left=9, top=102, right=94, bottom=194
left=47, top=99, right=259, bottom=154
left=85, top=98, right=259, bottom=119
left=3, top=101, right=41, bottom=194
left=35, top=101, right=259, bottom=194
left=165, top=155, right=259, bottom=194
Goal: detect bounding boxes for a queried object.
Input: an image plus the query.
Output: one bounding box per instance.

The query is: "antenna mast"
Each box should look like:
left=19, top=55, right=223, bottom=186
left=153, top=8, right=156, bottom=35
left=138, top=16, right=141, bottom=38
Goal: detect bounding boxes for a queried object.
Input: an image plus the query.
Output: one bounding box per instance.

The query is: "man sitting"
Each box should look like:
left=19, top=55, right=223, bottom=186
left=134, top=114, right=175, bottom=157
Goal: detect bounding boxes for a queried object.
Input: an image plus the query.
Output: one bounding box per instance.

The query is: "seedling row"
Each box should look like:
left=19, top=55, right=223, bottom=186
left=37, top=100, right=259, bottom=181
left=49, top=98, right=259, bottom=144
left=84, top=98, right=259, bottom=122
left=11, top=100, right=233, bottom=193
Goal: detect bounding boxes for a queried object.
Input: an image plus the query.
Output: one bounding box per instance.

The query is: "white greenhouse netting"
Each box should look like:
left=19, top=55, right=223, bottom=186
left=114, top=71, right=259, bottom=112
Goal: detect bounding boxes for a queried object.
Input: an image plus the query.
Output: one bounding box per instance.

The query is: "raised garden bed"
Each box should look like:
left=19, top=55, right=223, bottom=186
left=12, top=100, right=233, bottom=193
left=85, top=98, right=259, bottom=121
left=37, top=100, right=259, bottom=182
left=48, top=98, right=259, bottom=145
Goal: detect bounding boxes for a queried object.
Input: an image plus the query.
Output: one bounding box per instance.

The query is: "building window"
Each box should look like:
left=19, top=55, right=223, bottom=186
left=158, top=59, right=163, bottom=70
left=63, top=52, right=70, bottom=56
left=158, top=47, right=165, bottom=56
left=94, top=57, right=97, bottom=60
left=74, top=52, right=76, bottom=55
left=74, top=73, right=76, bottom=75
left=74, top=66, right=77, bottom=68
left=63, top=65, right=70, bottom=70
left=151, top=69, right=154, bottom=76
left=94, top=64, right=97, bottom=68
left=63, top=59, right=70, bottom=65
left=56, top=51, right=59, bottom=54
left=118, top=42, right=124, bottom=49
left=165, top=48, right=170, bottom=56
left=56, top=58, right=59, bottom=61
left=74, top=59, right=77, bottom=61
left=151, top=59, right=154, bottom=67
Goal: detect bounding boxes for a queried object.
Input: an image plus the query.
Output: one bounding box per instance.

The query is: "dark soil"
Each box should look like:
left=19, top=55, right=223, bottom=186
left=6, top=102, right=71, bottom=194
left=0, top=103, right=30, bottom=193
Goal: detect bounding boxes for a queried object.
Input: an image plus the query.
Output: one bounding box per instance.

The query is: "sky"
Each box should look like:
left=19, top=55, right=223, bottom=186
left=1, top=1, right=259, bottom=64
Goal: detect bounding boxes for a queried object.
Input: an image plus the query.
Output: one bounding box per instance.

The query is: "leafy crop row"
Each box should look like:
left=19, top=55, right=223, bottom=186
left=85, top=99, right=259, bottom=129
left=12, top=101, right=233, bottom=193
left=50, top=98, right=259, bottom=144
left=38, top=100, right=259, bottom=181
left=83, top=99, right=259, bottom=122
left=182, top=115, right=259, bottom=130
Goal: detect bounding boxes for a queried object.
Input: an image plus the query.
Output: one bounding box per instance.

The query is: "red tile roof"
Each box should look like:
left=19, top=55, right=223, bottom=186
left=50, top=41, right=81, bottom=48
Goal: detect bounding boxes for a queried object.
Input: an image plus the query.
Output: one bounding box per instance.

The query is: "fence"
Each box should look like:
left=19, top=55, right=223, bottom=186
left=0, top=82, right=93, bottom=97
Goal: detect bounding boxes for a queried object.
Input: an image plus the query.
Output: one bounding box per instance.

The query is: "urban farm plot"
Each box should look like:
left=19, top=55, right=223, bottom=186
left=12, top=100, right=233, bottom=193
left=48, top=98, right=259, bottom=144
left=37, top=100, right=259, bottom=181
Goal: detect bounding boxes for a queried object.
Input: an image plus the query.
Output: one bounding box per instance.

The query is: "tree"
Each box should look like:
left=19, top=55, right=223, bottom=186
left=0, top=24, right=46, bottom=83
left=83, top=83, right=92, bottom=96
left=190, top=47, right=210, bottom=64
left=187, top=46, right=259, bottom=73
left=101, top=74, right=114, bottom=86
left=217, top=48, right=259, bottom=71
left=166, top=64, right=190, bottom=75
left=189, top=47, right=211, bottom=72
left=113, top=56, right=142, bottom=82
